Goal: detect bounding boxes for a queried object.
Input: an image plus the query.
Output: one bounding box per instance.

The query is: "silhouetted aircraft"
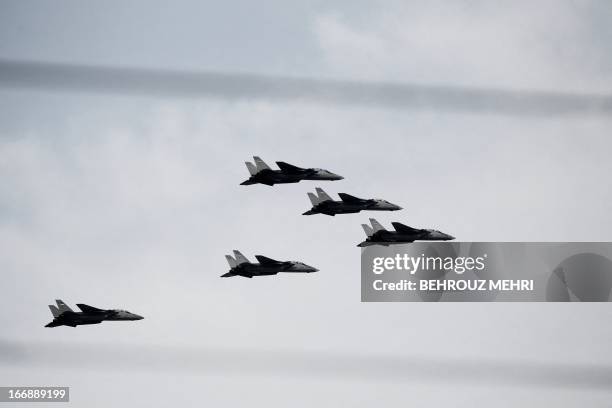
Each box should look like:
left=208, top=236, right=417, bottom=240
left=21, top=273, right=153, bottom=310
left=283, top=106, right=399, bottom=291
left=222, top=250, right=318, bottom=278
left=358, top=218, right=455, bottom=246
left=45, top=299, right=143, bottom=328
left=303, top=188, right=402, bottom=216
left=240, top=156, right=343, bottom=186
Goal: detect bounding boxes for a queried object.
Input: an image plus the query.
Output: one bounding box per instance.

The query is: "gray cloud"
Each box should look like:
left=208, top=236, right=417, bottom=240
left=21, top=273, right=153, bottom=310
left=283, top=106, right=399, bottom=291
left=1, top=59, right=611, bottom=115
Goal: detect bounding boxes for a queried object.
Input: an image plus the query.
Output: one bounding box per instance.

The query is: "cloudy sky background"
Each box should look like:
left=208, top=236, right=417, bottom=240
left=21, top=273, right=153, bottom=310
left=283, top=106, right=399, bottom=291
left=1, top=0, right=612, bottom=407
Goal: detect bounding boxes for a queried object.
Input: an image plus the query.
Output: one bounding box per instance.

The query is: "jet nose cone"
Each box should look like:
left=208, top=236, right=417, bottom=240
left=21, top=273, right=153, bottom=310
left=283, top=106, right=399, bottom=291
left=304, top=265, right=319, bottom=273
left=133, top=314, right=144, bottom=320
left=325, top=172, right=343, bottom=180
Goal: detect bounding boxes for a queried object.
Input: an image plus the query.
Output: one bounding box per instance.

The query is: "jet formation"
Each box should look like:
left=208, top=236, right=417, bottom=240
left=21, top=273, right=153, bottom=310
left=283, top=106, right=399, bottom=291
left=358, top=218, right=455, bottom=247
left=44, top=158, right=454, bottom=326
left=303, top=187, right=402, bottom=216
left=45, top=299, right=143, bottom=328
left=241, top=156, right=343, bottom=186
left=222, top=250, right=318, bottom=278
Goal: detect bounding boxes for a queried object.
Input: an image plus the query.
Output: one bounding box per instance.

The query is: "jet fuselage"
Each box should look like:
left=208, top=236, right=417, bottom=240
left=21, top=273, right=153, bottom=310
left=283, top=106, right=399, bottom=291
left=45, top=304, right=144, bottom=328
left=241, top=168, right=343, bottom=186
left=358, top=229, right=455, bottom=246
left=306, top=200, right=402, bottom=216
left=223, top=254, right=319, bottom=278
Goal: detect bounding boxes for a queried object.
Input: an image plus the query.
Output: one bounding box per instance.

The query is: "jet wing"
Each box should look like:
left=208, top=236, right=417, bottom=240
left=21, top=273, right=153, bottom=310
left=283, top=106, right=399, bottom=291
left=391, top=222, right=422, bottom=234
left=338, top=193, right=366, bottom=203
left=255, top=255, right=283, bottom=265
left=76, top=304, right=105, bottom=313
left=276, top=161, right=305, bottom=173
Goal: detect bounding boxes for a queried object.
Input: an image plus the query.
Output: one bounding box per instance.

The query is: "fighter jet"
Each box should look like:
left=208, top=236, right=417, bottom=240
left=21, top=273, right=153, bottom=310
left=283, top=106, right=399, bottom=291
left=303, top=187, right=402, bottom=216
left=240, top=156, right=343, bottom=186
left=222, top=250, right=319, bottom=278
left=358, top=218, right=455, bottom=246
left=45, top=299, right=144, bottom=328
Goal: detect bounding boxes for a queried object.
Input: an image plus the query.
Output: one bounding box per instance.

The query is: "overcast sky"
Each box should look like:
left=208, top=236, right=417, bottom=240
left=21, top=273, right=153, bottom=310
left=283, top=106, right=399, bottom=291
left=1, top=1, right=612, bottom=407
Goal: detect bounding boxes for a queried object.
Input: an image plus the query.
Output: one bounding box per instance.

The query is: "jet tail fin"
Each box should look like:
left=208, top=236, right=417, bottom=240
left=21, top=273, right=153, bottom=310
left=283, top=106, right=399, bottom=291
left=253, top=156, right=271, bottom=172
left=307, top=192, right=322, bottom=206
left=314, top=187, right=332, bottom=202
left=369, top=218, right=386, bottom=232
left=48, top=305, right=61, bottom=317
left=362, top=224, right=375, bottom=237
left=225, top=255, right=238, bottom=268
left=245, top=161, right=258, bottom=176
left=55, top=299, right=73, bottom=313
left=232, top=250, right=250, bottom=264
